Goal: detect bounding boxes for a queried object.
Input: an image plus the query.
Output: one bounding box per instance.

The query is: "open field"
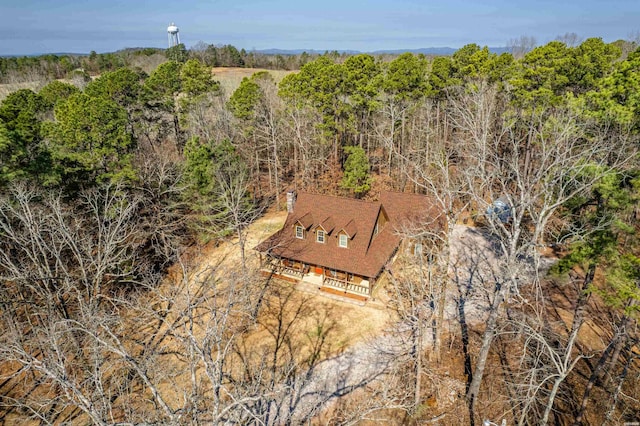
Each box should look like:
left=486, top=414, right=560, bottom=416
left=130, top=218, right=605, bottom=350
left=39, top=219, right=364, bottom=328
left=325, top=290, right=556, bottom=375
left=0, top=81, right=43, bottom=101
left=0, top=66, right=295, bottom=102
left=211, top=67, right=295, bottom=97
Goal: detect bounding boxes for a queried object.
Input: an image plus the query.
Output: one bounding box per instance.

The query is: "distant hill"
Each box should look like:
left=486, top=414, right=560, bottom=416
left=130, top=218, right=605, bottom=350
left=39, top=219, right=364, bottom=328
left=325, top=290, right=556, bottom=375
left=0, top=52, right=87, bottom=58
left=371, top=47, right=511, bottom=55
left=256, top=48, right=360, bottom=55
left=370, top=47, right=458, bottom=55
left=2, top=46, right=511, bottom=59
left=254, top=46, right=510, bottom=56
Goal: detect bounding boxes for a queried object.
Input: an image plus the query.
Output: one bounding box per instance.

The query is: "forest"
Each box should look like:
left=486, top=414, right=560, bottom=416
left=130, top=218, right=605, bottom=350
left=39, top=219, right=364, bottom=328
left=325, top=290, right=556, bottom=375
left=0, top=36, right=639, bottom=425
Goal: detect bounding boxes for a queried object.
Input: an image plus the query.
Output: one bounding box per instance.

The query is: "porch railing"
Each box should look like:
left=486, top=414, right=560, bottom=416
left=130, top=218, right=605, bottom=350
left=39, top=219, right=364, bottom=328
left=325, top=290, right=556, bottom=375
left=322, top=276, right=369, bottom=295
left=264, top=262, right=304, bottom=279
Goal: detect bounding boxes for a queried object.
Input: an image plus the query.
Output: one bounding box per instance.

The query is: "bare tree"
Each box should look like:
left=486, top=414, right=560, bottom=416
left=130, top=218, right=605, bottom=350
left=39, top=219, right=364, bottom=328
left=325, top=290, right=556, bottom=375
left=280, top=87, right=326, bottom=190
left=0, top=180, right=397, bottom=423
left=259, top=76, right=285, bottom=204
left=555, top=32, right=582, bottom=47
left=445, top=79, right=626, bottom=420
left=397, top=100, right=471, bottom=362
left=508, top=35, right=537, bottom=59
left=213, top=149, right=262, bottom=273
left=0, top=183, right=184, bottom=424
left=506, top=299, right=590, bottom=426
left=386, top=251, right=433, bottom=413
left=182, top=91, right=236, bottom=145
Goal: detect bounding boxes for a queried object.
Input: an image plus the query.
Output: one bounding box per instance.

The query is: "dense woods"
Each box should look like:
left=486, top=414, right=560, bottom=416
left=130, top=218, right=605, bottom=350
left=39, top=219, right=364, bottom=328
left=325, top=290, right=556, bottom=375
left=1, top=37, right=640, bottom=424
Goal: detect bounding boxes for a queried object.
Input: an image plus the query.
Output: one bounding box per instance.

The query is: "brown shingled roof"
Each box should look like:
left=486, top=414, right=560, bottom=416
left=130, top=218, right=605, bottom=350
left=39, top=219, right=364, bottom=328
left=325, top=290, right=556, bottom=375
left=319, top=216, right=335, bottom=233
left=296, top=212, right=314, bottom=229
left=256, top=191, right=444, bottom=279
left=341, top=219, right=358, bottom=238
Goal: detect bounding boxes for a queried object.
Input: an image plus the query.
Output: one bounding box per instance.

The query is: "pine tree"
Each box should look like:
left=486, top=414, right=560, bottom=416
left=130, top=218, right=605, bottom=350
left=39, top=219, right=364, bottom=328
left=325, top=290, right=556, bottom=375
left=340, top=146, right=371, bottom=197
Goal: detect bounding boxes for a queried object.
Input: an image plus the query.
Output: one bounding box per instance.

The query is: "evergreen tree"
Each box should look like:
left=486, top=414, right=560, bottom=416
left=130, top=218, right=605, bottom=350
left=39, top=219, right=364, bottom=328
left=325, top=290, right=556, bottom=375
left=38, top=81, right=80, bottom=110
left=227, top=76, right=262, bottom=121
left=85, top=67, right=143, bottom=110
left=340, top=146, right=371, bottom=197
left=0, top=89, right=49, bottom=183
left=46, top=93, right=136, bottom=189
left=182, top=136, right=216, bottom=197
left=182, top=137, right=253, bottom=239
left=180, top=59, right=219, bottom=97
left=166, top=43, right=189, bottom=63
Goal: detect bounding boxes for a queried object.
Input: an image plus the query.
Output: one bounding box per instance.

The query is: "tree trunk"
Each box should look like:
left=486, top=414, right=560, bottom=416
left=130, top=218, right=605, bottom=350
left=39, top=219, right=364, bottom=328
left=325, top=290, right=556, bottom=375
left=604, top=340, right=633, bottom=425
left=415, top=323, right=423, bottom=411
left=573, top=338, right=614, bottom=425
left=466, top=282, right=506, bottom=414
left=575, top=297, right=632, bottom=425
left=541, top=378, right=562, bottom=426
left=541, top=264, right=594, bottom=425
left=272, top=134, right=280, bottom=209
left=603, top=310, right=634, bottom=386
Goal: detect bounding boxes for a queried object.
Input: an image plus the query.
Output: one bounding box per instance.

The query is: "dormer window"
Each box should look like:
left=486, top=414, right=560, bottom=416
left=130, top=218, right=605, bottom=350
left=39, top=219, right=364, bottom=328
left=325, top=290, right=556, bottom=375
left=339, top=234, right=348, bottom=248
left=317, top=229, right=325, bottom=243
left=294, top=213, right=313, bottom=239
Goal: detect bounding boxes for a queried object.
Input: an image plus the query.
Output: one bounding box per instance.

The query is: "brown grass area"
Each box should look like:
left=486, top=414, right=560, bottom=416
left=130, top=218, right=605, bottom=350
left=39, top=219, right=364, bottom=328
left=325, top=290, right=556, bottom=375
left=130, top=209, right=390, bottom=417
left=0, top=66, right=295, bottom=102
left=190, top=209, right=391, bottom=345
left=0, top=81, right=43, bottom=101
left=211, top=67, right=295, bottom=98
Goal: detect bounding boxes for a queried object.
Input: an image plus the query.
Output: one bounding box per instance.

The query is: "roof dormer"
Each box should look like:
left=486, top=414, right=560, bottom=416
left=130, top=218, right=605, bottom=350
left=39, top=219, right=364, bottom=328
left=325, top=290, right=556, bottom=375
left=293, top=212, right=314, bottom=239
left=320, top=216, right=335, bottom=234
left=339, top=219, right=357, bottom=239
left=296, top=212, right=314, bottom=229
left=336, top=219, right=357, bottom=248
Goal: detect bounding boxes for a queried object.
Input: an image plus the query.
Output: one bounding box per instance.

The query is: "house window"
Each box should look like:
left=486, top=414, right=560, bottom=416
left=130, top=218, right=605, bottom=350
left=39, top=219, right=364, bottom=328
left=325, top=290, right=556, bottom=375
left=339, top=234, right=348, bottom=248
left=295, top=225, right=304, bottom=239
left=317, top=229, right=325, bottom=243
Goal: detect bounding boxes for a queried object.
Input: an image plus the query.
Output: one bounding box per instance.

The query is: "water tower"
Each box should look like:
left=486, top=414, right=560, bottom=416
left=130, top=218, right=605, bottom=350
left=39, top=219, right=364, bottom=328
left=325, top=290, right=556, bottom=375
left=167, top=23, right=180, bottom=47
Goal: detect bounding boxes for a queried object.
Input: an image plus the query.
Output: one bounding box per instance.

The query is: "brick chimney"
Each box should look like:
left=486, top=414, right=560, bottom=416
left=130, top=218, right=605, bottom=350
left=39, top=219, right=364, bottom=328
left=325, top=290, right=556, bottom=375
left=286, top=191, right=296, bottom=213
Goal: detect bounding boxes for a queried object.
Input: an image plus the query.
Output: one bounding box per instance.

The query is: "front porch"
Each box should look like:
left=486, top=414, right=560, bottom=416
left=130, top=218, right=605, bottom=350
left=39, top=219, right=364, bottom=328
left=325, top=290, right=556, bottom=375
left=321, top=276, right=370, bottom=296
left=260, top=256, right=372, bottom=299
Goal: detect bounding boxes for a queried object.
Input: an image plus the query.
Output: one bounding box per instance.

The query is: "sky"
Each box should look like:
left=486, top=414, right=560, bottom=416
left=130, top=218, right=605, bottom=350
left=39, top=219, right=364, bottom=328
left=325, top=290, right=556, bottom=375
left=1, top=0, right=639, bottom=56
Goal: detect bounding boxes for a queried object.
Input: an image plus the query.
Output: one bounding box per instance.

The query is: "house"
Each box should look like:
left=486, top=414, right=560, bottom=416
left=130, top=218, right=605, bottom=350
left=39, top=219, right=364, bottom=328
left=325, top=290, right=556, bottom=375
left=256, top=191, right=444, bottom=300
